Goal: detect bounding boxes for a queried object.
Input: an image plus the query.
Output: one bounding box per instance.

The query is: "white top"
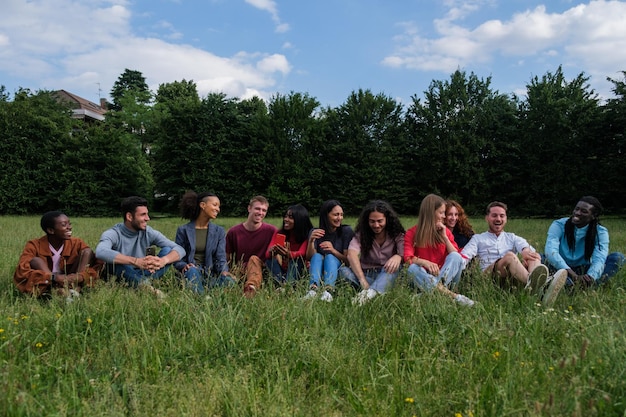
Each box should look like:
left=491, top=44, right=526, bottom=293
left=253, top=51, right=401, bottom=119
left=461, top=231, right=534, bottom=271
left=49, top=243, right=64, bottom=273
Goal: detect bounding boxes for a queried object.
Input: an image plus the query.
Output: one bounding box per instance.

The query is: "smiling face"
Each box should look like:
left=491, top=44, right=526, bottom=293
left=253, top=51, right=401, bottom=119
left=486, top=206, right=507, bottom=235
left=247, top=201, right=268, bottom=225
left=368, top=210, right=387, bottom=236
left=200, top=196, right=221, bottom=220
left=435, top=204, right=446, bottom=226
left=327, top=205, right=344, bottom=231
left=128, top=205, right=150, bottom=232
left=47, top=214, right=73, bottom=240
left=571, top=200, right=595, bottom=227
left=283, top=210, right=294, bottom=230
left=445, top=205, right=459, bottom=229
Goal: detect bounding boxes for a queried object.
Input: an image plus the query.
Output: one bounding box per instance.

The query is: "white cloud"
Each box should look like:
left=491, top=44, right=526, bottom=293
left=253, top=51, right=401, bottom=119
left=245, top=0, right=289, bottom=33
left=0, top=0, right=291, bottom=101
left=383, top=0, right=626, bottom=82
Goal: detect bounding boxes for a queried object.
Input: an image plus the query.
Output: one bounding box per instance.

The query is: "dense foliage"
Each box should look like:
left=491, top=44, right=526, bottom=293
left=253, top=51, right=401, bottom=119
left=1, top=66, right=625, bottom=216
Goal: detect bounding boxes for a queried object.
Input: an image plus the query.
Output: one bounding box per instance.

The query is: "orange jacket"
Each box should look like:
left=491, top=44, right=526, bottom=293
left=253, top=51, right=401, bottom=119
left=13, top=235, right=101, bottom=295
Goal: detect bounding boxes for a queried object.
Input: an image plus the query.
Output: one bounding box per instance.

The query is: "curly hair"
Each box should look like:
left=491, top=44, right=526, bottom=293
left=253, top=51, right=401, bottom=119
left=179, top=190, right=218, bottom=221
left=445, top=199, right=474, bottom=239
left=355, top=200, right=405, bottom=257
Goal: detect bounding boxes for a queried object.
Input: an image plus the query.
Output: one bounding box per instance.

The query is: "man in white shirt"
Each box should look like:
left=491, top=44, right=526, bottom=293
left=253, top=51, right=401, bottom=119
left=461, top=201, right=567, bottom=306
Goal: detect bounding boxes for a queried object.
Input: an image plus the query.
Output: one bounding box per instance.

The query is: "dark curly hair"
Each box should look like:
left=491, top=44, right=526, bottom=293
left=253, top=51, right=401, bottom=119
left=179, top=190, right=218, bottom=221
left=355, top=200, right=405, bottom=257
left=445, top=199, right=474, bottom=239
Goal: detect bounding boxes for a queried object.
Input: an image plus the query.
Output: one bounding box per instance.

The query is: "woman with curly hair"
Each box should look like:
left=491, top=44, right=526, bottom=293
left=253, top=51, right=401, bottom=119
left=266, top=204, right=314, bottom=285
left=444, top=199, right=474, bottom=249
left=174, top=191, right=235, bottom=294
left=404, top=194, right=475, bottom=306
left=339, top=200, right=405, bottom=305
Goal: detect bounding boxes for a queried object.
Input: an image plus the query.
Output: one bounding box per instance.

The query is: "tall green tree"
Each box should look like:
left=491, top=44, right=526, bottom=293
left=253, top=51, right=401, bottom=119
left=151, top=91, right=264, bottom=215
left=598, top=71, right=626, bottom=211
left=109, top=68, right=151, bottom=111
left=405, top=70, right=513, bottom=213
left=59, top=123, right=155, bottom=216
left=517, top=66, right=601, bottom=214
left=265, top=92, right=322, bottom=211
left=108, top=69, right=154, bottom=154
left=315, top=89, right=407, bottom=214
left=0, top=89, right=72, bottom=213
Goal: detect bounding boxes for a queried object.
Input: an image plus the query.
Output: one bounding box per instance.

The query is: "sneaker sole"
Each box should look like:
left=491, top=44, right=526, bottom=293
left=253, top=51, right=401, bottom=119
left=528, top=265, right=549, bottom=295
left=542, top=269, right=567, bottom=306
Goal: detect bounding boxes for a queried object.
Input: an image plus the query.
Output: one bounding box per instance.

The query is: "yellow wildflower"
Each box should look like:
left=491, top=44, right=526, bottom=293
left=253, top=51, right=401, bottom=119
left=35, top=342, right=43, bottom=348
left=405, top=397, right=415, bottom=403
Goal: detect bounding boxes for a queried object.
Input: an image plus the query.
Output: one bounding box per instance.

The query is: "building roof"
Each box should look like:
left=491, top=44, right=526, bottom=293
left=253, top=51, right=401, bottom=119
left=53, top=89, right=107, bottom=121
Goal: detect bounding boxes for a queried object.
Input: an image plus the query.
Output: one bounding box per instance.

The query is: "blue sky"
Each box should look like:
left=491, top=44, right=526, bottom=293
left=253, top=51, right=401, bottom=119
left=1, top=0, right=626, bottom=108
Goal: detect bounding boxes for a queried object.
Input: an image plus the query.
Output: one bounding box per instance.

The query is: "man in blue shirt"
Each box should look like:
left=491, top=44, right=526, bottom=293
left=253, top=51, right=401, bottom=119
left=96, top=196, right=186, bottom=296
left=544, top=196, right=624, bottom=288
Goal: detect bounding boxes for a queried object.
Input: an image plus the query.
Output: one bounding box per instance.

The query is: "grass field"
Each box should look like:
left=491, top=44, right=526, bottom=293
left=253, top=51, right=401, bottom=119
left=1, top=215, right=625, bottom=417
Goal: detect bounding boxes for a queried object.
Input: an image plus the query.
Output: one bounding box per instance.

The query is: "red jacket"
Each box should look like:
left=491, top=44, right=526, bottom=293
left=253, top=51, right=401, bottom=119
left=403, top=225, right=463, bottom=267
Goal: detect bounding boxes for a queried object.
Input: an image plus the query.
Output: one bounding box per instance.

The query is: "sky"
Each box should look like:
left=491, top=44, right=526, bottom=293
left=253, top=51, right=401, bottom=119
left=1, top=0, right=626, bottom=108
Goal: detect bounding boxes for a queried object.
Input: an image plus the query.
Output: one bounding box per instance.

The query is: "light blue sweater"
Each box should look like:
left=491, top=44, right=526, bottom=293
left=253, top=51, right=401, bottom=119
left=544, top=217, right=609, bottom=280
left=95, top=223, right=185, bottom=264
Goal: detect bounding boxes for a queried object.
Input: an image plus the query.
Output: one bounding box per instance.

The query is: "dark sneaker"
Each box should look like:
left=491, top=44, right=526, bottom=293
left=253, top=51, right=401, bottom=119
left=528, top=264, right=549, bottom=295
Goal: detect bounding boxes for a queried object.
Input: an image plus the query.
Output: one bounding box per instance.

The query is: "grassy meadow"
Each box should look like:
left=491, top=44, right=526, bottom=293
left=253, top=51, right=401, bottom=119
left=1, top=215, right=625, bottom=417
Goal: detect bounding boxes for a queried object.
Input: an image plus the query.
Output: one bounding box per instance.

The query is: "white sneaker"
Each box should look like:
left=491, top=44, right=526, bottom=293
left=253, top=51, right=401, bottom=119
left=454, top=294, right=475, bottom=307
left=65, top=289, right=81, bottom=304
left=140, top=283, right=166, bottom=299
left=527, top=264, right=549, bottom=295
left=302, top=289, right=317, bottom=300
left=542, top=269, right=567, bottom=306
left=352, top=288, right=378, bottom=305
left=320, top=290, right=333, bottom=302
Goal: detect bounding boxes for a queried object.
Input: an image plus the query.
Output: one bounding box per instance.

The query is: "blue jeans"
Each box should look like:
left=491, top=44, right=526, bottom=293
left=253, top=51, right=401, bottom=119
left=308, top=253, right=341, bottom=288
left=406, top=252, right=464, bottom=292
left=543, top=252, right=625, bottom=286
left=112, top=247, right=173, bottom=287
left=266, top=257, right=306, bottom=285
left=338, top=265, right=399, bottom=293
left=182, top=266, right=236, bottom=294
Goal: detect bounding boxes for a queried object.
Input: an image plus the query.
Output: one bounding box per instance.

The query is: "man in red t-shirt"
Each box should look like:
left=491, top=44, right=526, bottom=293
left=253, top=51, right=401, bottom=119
left=226, top=196, right=277, bottom=297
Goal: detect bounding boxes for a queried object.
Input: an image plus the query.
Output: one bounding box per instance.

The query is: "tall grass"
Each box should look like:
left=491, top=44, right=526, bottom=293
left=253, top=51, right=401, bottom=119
left=1, top=215, right=625, bottom=416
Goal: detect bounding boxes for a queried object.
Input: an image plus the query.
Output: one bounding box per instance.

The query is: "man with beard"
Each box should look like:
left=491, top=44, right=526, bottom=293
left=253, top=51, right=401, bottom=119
left=461, top=201, right=567, bottom=306
left=225, top=195, right=277, bottom=298
left=96, top=196, right=185, bottom=296
left=544, top=196, right=625, bottom=288
left=14, top=211, right=101, bottom=299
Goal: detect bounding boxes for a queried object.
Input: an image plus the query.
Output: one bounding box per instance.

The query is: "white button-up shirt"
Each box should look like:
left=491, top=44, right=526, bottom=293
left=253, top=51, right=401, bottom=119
left=461, top=231, right=534, bottom=271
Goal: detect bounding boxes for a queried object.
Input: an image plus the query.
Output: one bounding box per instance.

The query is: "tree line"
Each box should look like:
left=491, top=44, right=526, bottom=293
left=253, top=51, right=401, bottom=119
left=1, top=66, right=625, bottom=217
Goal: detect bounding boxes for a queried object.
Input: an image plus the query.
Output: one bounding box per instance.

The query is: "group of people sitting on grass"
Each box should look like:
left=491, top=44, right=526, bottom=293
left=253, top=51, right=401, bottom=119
left=14, top=193, right=625, bottom=306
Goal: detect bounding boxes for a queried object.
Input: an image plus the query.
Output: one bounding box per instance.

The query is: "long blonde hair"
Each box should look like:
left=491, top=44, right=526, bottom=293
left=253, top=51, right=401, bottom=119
left=414, top=194, right=446, bottom=248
